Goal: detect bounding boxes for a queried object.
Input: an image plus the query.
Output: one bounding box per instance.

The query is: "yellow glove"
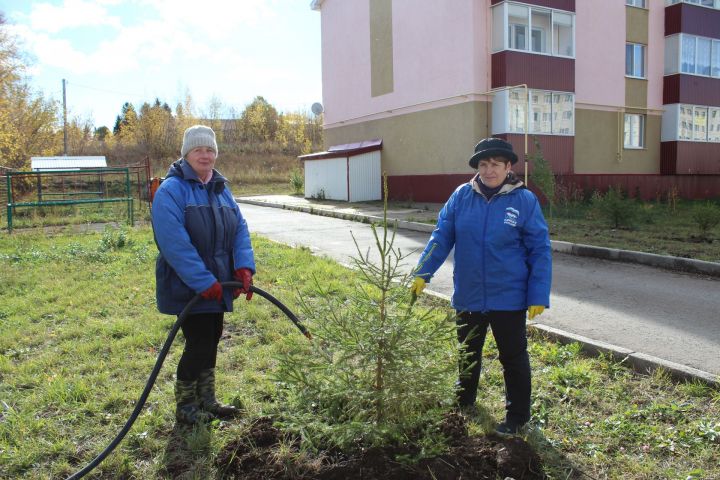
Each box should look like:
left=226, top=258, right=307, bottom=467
left=527, top=305, right=545, bottom=320
left=410, top=277, right=426, bottom=296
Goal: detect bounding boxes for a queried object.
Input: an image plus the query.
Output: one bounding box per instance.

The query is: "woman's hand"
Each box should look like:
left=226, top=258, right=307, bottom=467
left=410, top=277, right=426, bottom=296
left=200, top=281, right=223, bottom=302
left=527, top=305, right=545, bottom=320
left=233, top=268, right=253, bottom=301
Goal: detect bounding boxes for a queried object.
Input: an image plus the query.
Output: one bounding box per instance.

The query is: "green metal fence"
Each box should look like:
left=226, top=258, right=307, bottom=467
left=5, top=168, right=134, bottom=232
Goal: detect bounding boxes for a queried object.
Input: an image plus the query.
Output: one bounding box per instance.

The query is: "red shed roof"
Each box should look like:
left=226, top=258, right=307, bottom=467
left=298, top=139, right=382, bottom=161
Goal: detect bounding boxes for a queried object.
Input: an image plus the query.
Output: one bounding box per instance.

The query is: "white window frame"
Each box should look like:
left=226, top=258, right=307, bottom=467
left=491, top=2, right=575, bottom=58
left=509, top=23, right=528, bottom=50
left=624, top=114, right=645, bottom=149
left=531, top=27, right=547, bottom=54
left=626, top=0, right=646, bottom=7
left=508, top=88, right=574, bottom=136
left=626, top=43, right=647, bottom=78
left=663, top=104, right=720, bottom=142
left=708, top=107, right=720, bottom=142
left=666, top=0, right=720, bottom=9
left=667, top=33, right=720, bottom=78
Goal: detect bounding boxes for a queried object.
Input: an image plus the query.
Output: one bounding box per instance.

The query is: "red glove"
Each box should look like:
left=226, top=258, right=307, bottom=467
left=233, top=268, right=253, bottom=301
left=200, top=281, right=223, bottom=302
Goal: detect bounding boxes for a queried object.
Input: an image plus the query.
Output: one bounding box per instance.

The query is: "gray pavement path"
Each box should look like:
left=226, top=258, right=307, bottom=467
left=237, top=197, right=720, bottom=385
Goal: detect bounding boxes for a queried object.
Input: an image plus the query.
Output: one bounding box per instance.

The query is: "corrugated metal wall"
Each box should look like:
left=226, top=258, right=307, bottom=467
left=348, top=151, right=381, bottom=202
left=304, top=157, right=348, bottom=200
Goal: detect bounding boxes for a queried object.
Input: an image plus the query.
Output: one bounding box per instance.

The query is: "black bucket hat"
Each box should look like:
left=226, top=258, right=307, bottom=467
left=468, top=137, right=518, bottom=168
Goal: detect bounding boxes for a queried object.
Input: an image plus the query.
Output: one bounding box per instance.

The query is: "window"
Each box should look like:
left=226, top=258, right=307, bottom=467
left=508, top=4, right=529, bottom=50
left=508, top=89, right=528, bottom=133
left=530, top=90, right=552, bottom=133
left=674, top=104, right=720, bottom=142
left=679, top=105, right=693, bottom=140
left=492, top=2, right=575, bottom=57
left=709, top=108, right=720, bottom=142
left=552, top=12, right=574, bottom=56
left=531, top=8, right=550, bottom=54
left=509, top=88, right=574, bottom=135
left=694, top=107, right=708, bottom=141
left=509, top=24, right=527, bottom=50
left=626, top=0, right=646, bottom=6
left=626, top=43, right=646, bottom=78
left=697, top=38, right=711, bottom=76
left=665, top=35, right=679, bottom=75
left=681, top=35, right=696, bottom=73
left=666, top=0, right=720, bottom=9
left=673, top=34, right=720, bottom=77
left=624, top=114, right=645, bottom=148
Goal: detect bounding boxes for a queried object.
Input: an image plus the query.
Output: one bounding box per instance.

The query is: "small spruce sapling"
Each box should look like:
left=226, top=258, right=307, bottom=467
left=274, top=175, right=459, bottom=451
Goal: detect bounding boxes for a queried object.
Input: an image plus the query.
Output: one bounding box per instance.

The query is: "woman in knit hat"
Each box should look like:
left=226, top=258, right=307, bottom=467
left=410, top=137, right=552, bottom=435
left=151, top=125, right=255, bottom=424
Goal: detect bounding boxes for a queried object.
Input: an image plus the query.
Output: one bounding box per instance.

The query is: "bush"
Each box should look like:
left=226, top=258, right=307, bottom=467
left=590, top=186, right=637, bottom=229
left=691, top=202, right=720, bottom=239
left=289, top=169, right=304, bottom=195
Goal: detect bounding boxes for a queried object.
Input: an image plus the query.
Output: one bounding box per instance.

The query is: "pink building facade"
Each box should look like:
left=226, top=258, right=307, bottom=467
left=312, top=0, right=720, bottom=201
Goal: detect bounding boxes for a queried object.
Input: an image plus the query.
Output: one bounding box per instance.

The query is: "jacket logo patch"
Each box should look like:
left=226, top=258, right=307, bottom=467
left=504, top=207, right=519, bottom=227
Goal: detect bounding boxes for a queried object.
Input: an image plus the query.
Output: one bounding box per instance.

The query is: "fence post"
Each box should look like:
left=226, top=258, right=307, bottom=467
left=6, top=173, right=13, bottom=232
left=125, top=168, right=134, bottom=226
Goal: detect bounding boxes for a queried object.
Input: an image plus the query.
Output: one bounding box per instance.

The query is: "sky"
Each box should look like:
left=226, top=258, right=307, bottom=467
left=0, top=0, right=322, bottom=129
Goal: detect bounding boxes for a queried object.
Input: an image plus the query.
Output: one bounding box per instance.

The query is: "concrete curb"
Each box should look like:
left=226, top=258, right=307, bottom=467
left=238, top=197, right=719, bottom=386
left=551, top=240, right=720, bottom=278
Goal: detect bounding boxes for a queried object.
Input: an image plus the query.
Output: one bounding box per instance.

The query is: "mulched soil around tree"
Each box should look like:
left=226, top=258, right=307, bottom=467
left=215, top=413, right=544, bottom=480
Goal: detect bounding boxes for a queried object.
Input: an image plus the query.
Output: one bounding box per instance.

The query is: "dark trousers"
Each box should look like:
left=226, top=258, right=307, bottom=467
left=177, top=312, right=224, bottom=382
left=456, top=310, right=531, bottom=424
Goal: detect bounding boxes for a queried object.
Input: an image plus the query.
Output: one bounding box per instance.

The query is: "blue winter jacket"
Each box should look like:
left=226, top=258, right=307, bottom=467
left=151, top=159, right=255, bottom=315
left=415, top=176, right=552, bottom=312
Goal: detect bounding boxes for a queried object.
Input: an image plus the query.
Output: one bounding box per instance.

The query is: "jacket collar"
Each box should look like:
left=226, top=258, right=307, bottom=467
left=167, top=159, right=228, bottom=186
left=470, top=173, right=524, bottom=197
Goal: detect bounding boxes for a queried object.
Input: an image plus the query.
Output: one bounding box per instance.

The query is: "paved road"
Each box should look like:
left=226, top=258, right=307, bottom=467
left=240, top=203, right=720, bottom=378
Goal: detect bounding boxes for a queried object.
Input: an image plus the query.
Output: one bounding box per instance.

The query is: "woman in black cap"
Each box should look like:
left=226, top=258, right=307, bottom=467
left=410, top=137, right=552, bottom=435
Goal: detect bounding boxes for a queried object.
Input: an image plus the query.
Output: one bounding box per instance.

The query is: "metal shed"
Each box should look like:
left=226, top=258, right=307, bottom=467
left=31, top=156, right=107, bottom=171
left=298, top=139, right=382, bottom=202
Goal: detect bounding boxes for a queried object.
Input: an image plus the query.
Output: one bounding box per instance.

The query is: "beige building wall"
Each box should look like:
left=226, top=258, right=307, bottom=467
left=323, top=101, right=490, bottom=176
left=574, top=109, right=660, bottom=174
left=625, top=78, right=648, bottom=109
left=370, top=0, right=394, bottom=97
left=626, top=6, right=649, bottom=45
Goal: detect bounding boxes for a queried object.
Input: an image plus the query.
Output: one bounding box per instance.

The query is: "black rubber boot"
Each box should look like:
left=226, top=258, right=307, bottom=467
left=197, top=369, right=242, bottom=419
left=175, top=379, right=213, bottom=425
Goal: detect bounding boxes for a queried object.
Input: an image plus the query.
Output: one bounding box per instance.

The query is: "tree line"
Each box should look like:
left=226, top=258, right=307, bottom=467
left=98, top=94, right=322, bottom=165
left=0, top=13, right=322, bottom=171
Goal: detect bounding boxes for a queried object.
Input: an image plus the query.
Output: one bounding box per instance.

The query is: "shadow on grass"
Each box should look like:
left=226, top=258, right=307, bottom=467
left=526, top=427, right=593, bottom=480
left=464, top=403, right=589, bottom=479
left=161, top=421, right=214, bottom=478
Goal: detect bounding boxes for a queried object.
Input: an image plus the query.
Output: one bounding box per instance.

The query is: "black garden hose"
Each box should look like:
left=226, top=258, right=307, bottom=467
left=67, top=282, right=309, bottom=480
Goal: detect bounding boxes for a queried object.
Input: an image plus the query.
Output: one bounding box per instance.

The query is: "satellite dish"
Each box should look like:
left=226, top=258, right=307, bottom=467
left=311, top=102, right=324, bottom=115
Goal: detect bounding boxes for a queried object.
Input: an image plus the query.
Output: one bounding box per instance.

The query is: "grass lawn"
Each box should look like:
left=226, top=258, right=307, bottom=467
left=546, top=199, right=720, bottom=263
left=0, top=226, right=718, bottom=479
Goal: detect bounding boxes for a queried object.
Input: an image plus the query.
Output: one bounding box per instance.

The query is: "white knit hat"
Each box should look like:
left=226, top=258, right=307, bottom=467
left=181, top=125, right=218, bottom=158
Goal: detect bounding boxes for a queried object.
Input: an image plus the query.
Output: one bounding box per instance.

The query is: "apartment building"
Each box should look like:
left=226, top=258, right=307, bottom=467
left=310, top=0, right=720, bottom=202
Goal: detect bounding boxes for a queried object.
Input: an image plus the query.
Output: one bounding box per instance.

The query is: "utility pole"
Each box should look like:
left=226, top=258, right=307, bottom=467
left=62, top=78, right=68, bottom=156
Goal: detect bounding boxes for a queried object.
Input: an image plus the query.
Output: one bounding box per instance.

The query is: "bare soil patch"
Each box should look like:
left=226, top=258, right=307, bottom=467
left=215, top=414, right=544, bottom=479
